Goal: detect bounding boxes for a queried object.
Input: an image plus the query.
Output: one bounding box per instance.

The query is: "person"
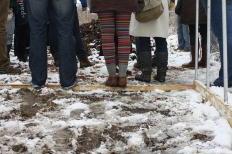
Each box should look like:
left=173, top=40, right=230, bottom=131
left=89, top=1, right=134, bottom=87
left=12, top=0, right=30, bottom=62
left=0, top=0, right=21, bottom=74
left=201, top=0, right=232, bottom=87
left=176, top=0, right=207, bottom=68
left=130, top=0, right=170, bottom=83
left=49, top=0, right=93, bottom=68
left=176, top=16, right=191, bottom=52
left=27, top=0, right=77, bottom=89
left=6, top=9, right=15, bottom=58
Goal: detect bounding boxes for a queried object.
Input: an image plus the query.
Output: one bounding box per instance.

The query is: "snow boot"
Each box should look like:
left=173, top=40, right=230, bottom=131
left=154, top=52, right=168, bottom=82
left=118, top=77, right=127, bottom=87
left=105, top=76, right=118, bottom=87
left=135, top=51, right=152, bottom=83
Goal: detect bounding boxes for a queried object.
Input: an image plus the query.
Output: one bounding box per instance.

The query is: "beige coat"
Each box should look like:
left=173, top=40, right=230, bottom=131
left=129, top=0, right=169, bottom=38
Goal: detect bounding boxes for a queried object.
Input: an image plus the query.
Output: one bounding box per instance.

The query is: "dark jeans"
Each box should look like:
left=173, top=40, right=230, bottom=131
left=201, top=0, right=232, bottom=84
left=27, top=0, right=77, bottom=87
left=49, top=9, right=87, bottom=63
left=177, top=16, right=191, bottom=49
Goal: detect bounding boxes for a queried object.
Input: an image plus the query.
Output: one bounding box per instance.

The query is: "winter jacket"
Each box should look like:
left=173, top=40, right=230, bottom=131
left=175, top=0, right=207, bottom=25
left=129, top=0, right=169, bottom=38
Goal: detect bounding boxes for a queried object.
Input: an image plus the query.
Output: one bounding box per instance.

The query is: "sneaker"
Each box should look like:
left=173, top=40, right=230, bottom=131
left=32, top=83, right=44, bottom=90
left=0, top=66, right=21, bottom=75
left=62, top=81, right=77, bottom=90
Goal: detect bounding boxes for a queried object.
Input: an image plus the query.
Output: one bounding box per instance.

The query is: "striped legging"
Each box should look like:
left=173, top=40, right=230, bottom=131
left=98, top=12, right=131, bottom=74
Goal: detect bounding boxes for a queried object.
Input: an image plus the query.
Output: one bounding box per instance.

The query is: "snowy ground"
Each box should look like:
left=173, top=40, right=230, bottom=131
left=1, top=12, right=232, bottom=154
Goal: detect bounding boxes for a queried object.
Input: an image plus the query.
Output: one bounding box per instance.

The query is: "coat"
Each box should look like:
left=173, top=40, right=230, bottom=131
left=129, top=0, right=169, bottom=38
left=175, top=0, right=207, bottom=25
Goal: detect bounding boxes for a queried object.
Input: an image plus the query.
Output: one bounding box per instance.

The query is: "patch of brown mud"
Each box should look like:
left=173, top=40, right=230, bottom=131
left=19, top=88, right=57, bottom=118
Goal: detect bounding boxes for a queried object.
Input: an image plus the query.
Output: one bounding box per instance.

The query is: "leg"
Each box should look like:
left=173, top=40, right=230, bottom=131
left=115, top=12, right=131, bottom=87
left=135, top=37, right=152, bottom=83
left=0, top=0, right=10, bottom=70
left=198, top=24, right=207, bottom=67
left=27, top=0, right=48, bottom=86
left=98, top=12, right=118, bottom=87
left=176, top=16, right=185, bottom=50
left=182, top=24, right=197, bottom=68
left=182, top=24, right=191, bottom=51
left=51, top=0, right=77, bottom=88
left=154, top=37, right=168, bottom=82
left=74, top=9, right=93, bottom=68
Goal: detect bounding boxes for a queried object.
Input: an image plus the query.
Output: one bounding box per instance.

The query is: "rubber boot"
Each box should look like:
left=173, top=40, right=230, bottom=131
left=154, top=52, right=168, bottom=82
left=182, top=46, right=196, bottom=68
left=198, top=45, right=207, bottom=68
left=135, top=51, right=152, bottom=83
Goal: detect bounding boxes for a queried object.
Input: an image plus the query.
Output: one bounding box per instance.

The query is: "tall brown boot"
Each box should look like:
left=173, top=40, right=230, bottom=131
left=198, top=45, right=207, bottom=68
left=182, top=46, right=196, bottom=68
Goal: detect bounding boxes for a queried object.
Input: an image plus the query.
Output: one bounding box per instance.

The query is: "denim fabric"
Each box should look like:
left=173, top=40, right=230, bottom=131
left=177, top=16, right=191, bottom=49
left=201, top=0, right=232, bottom=84
left=27, top=0, right=77, bottom=87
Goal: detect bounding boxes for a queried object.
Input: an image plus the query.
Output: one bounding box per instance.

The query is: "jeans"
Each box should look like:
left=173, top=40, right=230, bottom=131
left=201, top=0, right=232, bottom=84
left=177, top=16, right=191, bottom=50
left=27, top=0, right=77, bottom=87
left=0, top=0, right=10, bottom=68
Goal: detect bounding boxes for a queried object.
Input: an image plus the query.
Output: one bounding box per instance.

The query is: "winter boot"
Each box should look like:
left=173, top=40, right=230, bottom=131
left=198, top=45, right=207, bottom=68
left=182, top=46, right=196, bottom=68
left=118, top=77, right=127, bottom=87
left=135, top=51, right=152, bottom=83
left=154, top=52, right=168, bottom=82
left=152, top=52, right=157, bottom=68
left=105, top=76, right=118, bottom=87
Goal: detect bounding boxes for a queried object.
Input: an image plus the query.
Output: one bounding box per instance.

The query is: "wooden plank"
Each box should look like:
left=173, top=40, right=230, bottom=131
left=0, top=83, right=194, bottom=92
left=194, top=80, right=232, bottom=126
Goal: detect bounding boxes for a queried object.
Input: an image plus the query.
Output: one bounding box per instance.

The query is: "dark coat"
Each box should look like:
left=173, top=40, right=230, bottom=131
left=175, top=0, right=207, bottom=25
left=88, top=0, right=138, bottom=13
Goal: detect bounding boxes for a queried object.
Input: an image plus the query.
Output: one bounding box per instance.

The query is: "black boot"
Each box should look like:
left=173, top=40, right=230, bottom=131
left=154, top=52, right=168, bottom=82
left=152, top=52, right=157, bottom=68
left=135, top=51, right=152, bottom=83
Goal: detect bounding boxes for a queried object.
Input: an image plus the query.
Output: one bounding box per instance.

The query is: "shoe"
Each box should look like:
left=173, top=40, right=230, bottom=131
left=62, top=81, right=77, bottom=90
left=135, top=73, right=151, bottom=83
left=105, top=76, right=118, bottom=87
left=32, top=83, right=44, bottom=90
left=211, top=78, right=232, bottom=87
left=174, top=47, right=184, bottom=51
left=80, top=57, right=94, bottom=68
left=183, top=47, right=191, bottom=52
left=0, top=66, right=21, bottom=75
left=118, top=77, right=127, bottom=88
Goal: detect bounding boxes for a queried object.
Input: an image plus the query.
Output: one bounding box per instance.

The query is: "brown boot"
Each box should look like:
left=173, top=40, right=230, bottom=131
left=105, top=76, right=118, bottom=87
left=118, top=77, right=127, bottom=88
left=198, top=45, right=207, bottom=68
left=0, top=66, right=21, bottom=75
left=182, top=46, right=196, bottom=68
left=80, top=57, right=94, bottom=68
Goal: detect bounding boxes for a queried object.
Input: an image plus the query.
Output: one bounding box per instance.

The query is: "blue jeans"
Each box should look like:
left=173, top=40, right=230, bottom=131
left=177, top=16, right=191, bottom=49
left=27, top=0, right=77, bottom=87
left=201, top=0, right=232, bottom=85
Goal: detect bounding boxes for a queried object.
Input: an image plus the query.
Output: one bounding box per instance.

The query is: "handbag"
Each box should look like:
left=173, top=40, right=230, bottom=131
left=135, top=0, right=164, bottom=23
left=88, top=0, right=139, bottom=13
